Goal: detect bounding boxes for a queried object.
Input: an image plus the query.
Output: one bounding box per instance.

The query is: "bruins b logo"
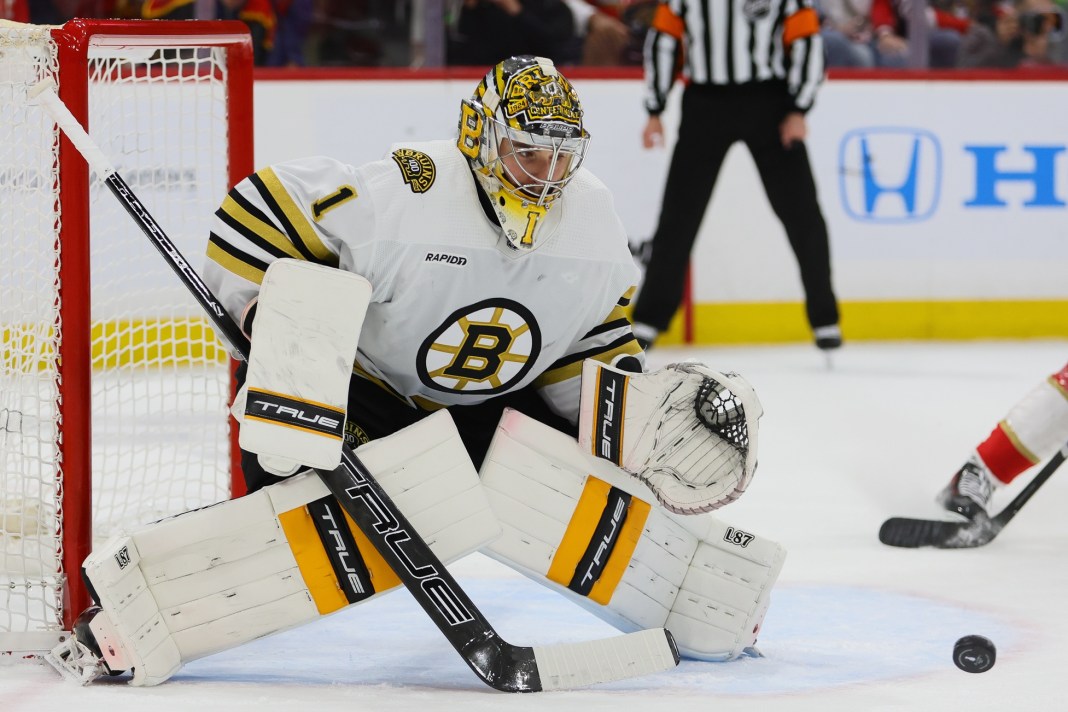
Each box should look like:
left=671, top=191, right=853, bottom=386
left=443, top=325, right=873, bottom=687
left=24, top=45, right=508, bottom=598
left=417, top=299, right=542, bottom=395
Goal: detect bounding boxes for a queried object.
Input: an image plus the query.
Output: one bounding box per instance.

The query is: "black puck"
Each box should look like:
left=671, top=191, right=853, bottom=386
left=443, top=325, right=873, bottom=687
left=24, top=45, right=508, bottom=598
left=953, top=635, right=996, bottom=673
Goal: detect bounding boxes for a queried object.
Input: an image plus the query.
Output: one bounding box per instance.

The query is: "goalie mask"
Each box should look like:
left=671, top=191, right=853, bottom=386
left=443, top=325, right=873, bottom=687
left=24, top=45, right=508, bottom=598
left=456, top=55, right=590, bottom=251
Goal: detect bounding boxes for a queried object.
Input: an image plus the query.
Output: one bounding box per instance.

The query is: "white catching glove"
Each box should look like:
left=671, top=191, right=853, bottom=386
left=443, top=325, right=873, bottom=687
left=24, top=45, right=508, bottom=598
left=579, top=359, right=762, bottom=514
left=230, top=384, right=302, bottom=477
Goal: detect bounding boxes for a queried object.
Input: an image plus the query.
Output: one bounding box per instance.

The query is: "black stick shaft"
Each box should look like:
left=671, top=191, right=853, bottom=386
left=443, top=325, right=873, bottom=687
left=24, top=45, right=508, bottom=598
left=106, top=175, right=250, bottom=359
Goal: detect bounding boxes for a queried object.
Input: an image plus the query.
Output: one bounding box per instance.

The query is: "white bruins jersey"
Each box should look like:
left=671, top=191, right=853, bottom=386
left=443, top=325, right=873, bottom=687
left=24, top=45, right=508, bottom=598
left=205, top=140, right=642, bottom=423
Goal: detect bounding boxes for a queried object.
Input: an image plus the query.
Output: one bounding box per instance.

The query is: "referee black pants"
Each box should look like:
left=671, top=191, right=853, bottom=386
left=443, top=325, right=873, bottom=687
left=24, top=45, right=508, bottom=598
left=632, top=81, right=839, bottom=334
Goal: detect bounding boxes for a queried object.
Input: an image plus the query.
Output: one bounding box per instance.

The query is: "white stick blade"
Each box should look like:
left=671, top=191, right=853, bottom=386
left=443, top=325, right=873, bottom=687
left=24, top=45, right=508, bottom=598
left=533, top=628, right=679, bottom=690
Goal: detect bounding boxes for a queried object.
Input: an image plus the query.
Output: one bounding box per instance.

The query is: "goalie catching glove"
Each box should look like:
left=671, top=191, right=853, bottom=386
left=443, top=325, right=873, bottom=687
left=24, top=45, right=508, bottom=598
left=579, top=359, right=761, bottom=514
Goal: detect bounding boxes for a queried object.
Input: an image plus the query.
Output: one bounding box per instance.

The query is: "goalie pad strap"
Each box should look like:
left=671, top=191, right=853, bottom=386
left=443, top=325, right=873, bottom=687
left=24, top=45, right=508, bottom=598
left=83, top=411, right=500, bottom=685
left=240, top=259, right=372, bottom=470
left=481, top=409, right=785, bottom=661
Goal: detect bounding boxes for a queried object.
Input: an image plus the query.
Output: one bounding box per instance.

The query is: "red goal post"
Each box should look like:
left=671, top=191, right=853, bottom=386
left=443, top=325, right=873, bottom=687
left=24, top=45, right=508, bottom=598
left=0, top=19, right=252, bottom=654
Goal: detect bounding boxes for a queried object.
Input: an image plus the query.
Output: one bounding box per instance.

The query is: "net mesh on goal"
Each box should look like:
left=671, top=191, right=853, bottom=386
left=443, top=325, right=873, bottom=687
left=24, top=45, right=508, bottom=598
left=0, top=24, right=65, bottom=652
left=1, top=22, right=241, bottom=652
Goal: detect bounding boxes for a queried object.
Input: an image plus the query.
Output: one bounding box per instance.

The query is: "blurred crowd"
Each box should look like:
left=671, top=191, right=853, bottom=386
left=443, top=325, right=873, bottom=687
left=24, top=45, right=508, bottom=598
left=820, top=0, right=1068, bottom=68
left=3, top=0, right=1066, bottom=68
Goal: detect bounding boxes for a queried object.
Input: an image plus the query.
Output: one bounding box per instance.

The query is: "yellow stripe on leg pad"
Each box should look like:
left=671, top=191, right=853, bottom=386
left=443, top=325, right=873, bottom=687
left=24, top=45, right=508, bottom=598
left=278, top=506, right=349, bottom=615
left=278, top=500, right=401, bottom=615
left=590, top=495, right=649, bottom=605
left=546, top=476, right=651, bottom=605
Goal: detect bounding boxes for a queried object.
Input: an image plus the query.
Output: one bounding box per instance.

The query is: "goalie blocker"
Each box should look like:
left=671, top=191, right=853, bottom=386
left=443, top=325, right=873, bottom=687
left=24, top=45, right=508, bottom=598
left=234, top=258, right=372, bottom=477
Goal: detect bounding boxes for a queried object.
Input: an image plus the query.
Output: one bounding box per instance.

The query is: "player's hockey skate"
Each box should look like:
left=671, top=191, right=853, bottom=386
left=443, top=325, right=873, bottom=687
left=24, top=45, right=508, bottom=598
left=813, top=324, right=842, bottom=369
left=44, top=606, right=127, bottom=685
left=813, top=324, right=842, bottom=351
left=880, top=441, right=1067, bottom=548
left=936, top=459, right=995, bottom=520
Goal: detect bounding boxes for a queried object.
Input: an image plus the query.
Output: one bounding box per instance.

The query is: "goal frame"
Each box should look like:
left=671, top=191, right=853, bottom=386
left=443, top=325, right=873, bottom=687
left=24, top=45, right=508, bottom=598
left=25, top=18, right=253, bottom=638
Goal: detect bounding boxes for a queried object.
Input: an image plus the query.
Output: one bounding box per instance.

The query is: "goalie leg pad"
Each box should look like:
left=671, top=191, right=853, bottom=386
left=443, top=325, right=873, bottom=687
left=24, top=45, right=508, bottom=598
left=75, top=410, right=499, bottom=686
left=238, top=258, right=373, bottom=472
left=481, top=409, right=785, bottom=661
left=578, top=359, right=762, bottom=514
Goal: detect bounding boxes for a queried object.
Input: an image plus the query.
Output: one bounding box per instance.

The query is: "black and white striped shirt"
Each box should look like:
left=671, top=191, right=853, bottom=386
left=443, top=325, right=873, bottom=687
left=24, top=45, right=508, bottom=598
left=643, top=0, right=825, bottom=114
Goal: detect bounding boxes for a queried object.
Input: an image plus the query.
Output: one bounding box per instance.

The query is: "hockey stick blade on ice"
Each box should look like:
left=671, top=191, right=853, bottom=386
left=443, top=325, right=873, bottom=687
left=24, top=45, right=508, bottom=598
left=879, top=441, right=1068, bottom=549
left=27, top=81, right=680, bottom=691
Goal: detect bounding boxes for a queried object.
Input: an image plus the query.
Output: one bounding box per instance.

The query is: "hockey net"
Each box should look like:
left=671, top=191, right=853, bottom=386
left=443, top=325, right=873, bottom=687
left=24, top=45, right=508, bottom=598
left=0, top=19, right=252, bottom=654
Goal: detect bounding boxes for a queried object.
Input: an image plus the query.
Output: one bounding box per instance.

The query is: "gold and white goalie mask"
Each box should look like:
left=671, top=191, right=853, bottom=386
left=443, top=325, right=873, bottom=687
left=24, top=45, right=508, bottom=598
left=456, top=55, right=590, bottom=251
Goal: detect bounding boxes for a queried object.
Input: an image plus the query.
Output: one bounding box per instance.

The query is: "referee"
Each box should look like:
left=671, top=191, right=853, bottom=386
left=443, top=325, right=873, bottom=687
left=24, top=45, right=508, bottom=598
left=631, top=0, right=842, bottom=351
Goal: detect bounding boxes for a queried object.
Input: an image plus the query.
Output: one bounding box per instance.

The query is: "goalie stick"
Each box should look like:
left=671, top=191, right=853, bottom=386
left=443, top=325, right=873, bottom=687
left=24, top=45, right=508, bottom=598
left=879, top=440, right=1068, bottom=549
left=27, top=81, right=680, bottom=691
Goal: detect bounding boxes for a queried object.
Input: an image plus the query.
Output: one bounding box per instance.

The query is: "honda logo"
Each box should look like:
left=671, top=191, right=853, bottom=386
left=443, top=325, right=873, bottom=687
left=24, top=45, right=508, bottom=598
left=839, top=127, right=942, bottom=223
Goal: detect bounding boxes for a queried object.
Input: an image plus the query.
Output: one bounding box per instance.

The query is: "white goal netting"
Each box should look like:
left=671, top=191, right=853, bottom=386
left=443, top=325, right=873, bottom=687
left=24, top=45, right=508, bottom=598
left=1, top=22, right=241, bottom=652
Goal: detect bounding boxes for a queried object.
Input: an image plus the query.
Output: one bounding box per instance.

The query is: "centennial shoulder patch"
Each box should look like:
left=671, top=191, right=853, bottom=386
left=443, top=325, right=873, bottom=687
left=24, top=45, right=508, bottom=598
left=391, top=148, right=436, bottom=193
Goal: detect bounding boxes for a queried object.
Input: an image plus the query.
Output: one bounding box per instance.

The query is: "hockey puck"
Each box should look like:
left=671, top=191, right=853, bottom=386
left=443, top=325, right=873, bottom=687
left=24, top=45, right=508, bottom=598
left=953, top=635, right=996, bottom=673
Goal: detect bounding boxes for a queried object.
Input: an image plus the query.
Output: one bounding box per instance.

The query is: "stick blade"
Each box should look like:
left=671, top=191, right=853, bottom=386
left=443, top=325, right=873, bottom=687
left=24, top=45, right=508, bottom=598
left=533, top=628, right=680, bottom=691
left=879, top=515, right=998, bottom=549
